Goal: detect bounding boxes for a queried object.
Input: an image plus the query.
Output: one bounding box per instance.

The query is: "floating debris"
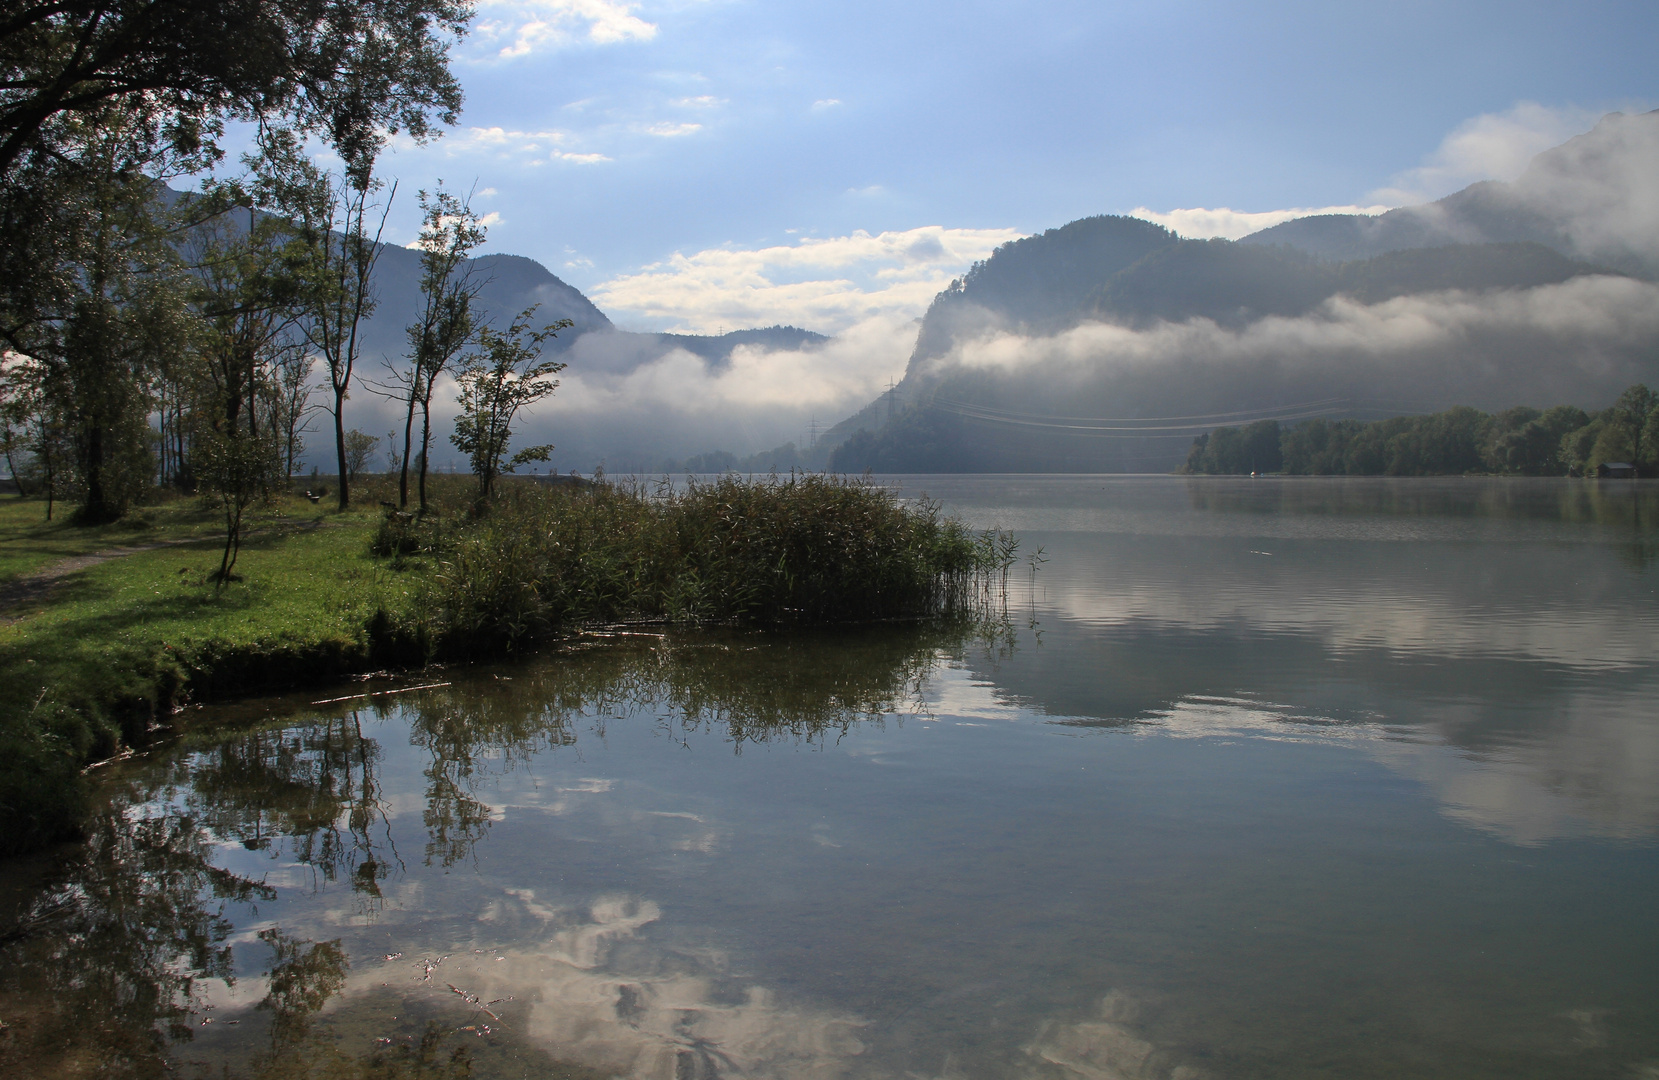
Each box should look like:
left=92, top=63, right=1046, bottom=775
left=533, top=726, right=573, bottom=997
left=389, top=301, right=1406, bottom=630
left=310, top=683, right=452, bottom=706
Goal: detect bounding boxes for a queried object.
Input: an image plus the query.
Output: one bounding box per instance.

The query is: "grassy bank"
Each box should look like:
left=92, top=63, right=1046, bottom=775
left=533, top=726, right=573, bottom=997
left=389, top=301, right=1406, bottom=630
left=0, top=473, right=1013, bottom=856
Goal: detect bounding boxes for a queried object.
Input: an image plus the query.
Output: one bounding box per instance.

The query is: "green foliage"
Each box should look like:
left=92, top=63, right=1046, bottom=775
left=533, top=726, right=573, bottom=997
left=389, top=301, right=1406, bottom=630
left=450, top=307, right=571, bottom=500
left=413, top=474, right=1014, bottom=656
left=829, top=407, right=987, bottom=474
left=344, top=430, right=381, bottom=481
left=1184, top=420, right=1283, bottom=474
left=397, top=185, right=489, bottom=513
left=1187, top=387, right=1658, bottom=477
left=0, top=0, right=469, bottom=184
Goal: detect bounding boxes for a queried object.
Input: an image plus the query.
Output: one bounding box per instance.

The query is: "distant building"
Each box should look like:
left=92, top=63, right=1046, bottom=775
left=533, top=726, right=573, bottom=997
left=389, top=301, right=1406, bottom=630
left=1597, top=462, right=1637, bottom=479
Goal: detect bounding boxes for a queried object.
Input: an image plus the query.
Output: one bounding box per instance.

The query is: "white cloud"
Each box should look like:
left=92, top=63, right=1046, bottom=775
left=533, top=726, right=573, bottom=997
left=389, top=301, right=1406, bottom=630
left=644, top=121, right=702, bottom=137
left=1370, top=101, right=1602, bottom=204
left=1497, top=108, right=1659, bottom=269
left=590, top=225, right=1022, bottom=335
left=811, top=98, right=842, bottom=111
left=671, top=95, right=725, bottom=108
left=517, top=315, right=922, bottom=458
left=945, top=274, right=1659, bottom=372
left=921, top=275, right=1659, bottom=422
left=403, top=125, right=612, bottom=166
left=1131, top=204, right=1392, bottom=240
left=561, top=315, right=913, bottom=414
left=473, top=0, right=657, bottom=60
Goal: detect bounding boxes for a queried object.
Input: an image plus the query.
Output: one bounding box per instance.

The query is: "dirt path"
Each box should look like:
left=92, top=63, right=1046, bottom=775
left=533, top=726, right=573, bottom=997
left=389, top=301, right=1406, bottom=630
left=0, top=537, right=219, bottom=620
left=0, top=519, right=330, bottom=622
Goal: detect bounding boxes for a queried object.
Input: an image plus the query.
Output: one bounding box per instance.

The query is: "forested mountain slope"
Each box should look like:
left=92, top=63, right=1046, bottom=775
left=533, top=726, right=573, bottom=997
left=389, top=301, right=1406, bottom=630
left=819, top=112, right=1659, bottom=473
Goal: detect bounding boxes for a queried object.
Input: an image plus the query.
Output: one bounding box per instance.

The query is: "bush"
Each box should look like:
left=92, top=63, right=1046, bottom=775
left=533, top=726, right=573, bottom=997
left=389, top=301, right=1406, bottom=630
left=409, top=474, right=1016, bottom=656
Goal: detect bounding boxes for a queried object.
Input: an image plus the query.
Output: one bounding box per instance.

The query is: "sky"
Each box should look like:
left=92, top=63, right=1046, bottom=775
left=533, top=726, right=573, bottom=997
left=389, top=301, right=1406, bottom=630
left=286, top=0, right=1658, bottom=469
left=353, top=0, right=1659, bottom=336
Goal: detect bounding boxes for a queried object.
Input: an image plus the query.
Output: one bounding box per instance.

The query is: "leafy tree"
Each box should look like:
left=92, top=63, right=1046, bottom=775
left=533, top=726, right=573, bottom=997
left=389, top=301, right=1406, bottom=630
left=271, top=132, right=393, bottom=511
left=270, top=346, right=317, bottom=477
left=196, top=419, right=279, bottom=584
left=2, top=0, right=471, bottom=518
left=1486, top=404, right=1586, bottom=475
left=29, top=118, right=198, bottom=522
left=0, top=0, right=470, bottom=394
left=394, top=183, right=486, bottom=512
left=1559, top=415, right=1608, bottom=476
left=0, top=0, right=468, bottom=188
left=183, top=180, right=328, bottom=579
left=0, top=353, right=72, bottom=515
left=1184, top=419, right=1282, bottom=474
left=1614, top=384, right=1657, bottom=475
left=343, top=428, right=379, bottom=481
left=450, top=307, right=571, bottom=501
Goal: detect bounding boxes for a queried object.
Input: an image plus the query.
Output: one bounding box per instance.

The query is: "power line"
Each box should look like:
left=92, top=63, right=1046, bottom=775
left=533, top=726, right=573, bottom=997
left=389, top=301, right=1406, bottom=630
left=927, top=397, right=1352, bottom=437
left=930, top=395, right=1350, bottom=425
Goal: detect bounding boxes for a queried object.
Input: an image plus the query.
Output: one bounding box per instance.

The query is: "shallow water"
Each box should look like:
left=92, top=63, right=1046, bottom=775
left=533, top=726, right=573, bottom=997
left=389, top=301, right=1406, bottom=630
left=3, top=476, right=1658, bottom=1080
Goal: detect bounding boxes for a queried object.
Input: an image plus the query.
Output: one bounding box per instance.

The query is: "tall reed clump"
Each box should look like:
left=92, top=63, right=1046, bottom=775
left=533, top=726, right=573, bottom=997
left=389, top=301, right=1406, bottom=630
left=403, top=473, right=1017, bottom=656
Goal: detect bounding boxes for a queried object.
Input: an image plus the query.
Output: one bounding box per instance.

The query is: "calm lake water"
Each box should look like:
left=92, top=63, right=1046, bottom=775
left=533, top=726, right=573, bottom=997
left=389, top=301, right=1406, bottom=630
left=4, top=476, right=1658, bottom=1080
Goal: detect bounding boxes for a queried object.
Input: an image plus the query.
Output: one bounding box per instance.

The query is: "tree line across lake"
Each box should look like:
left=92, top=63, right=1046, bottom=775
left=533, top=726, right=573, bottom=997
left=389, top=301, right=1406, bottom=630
left=1184, top=385, right=1659, bottom=477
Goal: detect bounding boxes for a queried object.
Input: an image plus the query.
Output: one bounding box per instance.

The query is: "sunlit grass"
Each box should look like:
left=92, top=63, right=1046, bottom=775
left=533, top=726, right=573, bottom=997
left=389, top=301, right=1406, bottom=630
left=0, top=493, right=227, bottom=583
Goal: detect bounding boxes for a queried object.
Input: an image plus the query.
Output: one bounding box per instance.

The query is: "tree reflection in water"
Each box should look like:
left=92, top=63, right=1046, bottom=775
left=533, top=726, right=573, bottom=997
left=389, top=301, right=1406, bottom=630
left=0, top=619, right=1004, bottom=1077
left=0, top=797, right=274, bottom=1077
left=178, top=713, right=402, bottom=906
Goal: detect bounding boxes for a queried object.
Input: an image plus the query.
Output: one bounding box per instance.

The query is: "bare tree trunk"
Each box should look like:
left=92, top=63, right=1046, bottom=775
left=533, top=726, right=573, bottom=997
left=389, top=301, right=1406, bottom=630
left=334, top=382, right=350, bottom=511
left=399, top=394, right=416, bottom=508
left=418, top=398, right=432, bottom=512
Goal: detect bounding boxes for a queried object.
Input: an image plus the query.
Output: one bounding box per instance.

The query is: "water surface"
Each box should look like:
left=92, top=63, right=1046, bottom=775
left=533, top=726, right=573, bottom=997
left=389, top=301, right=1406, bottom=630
left=3, top=476, right=1657, bottom=1080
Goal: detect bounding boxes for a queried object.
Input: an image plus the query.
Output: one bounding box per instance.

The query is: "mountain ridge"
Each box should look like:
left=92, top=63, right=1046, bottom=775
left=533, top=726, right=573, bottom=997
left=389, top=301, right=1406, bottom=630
left=815, top=109, right=1659, bottom=472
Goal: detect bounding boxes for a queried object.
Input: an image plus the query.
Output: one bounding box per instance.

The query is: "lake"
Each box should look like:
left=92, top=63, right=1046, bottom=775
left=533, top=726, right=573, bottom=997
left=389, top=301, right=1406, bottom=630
left=3, top=476, right=1657, bottom=1080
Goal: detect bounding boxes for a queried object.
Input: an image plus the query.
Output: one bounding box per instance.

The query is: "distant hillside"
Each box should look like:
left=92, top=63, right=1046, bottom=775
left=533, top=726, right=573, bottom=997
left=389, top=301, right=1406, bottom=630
left=165, top=185, right=823, bottom=379
left=821, top=112, right=1659, bottom=473
left=1241, top=109, right=1659, bottom=280
left=910, top=215, right=1177, bottom=361
left=1094, top=240, right=1606, bottom=328
left=357, top=249, right=614, bottom=363
left=653, top=325, right=828, bottom=367
left=360, top=256, right=831, bottom=377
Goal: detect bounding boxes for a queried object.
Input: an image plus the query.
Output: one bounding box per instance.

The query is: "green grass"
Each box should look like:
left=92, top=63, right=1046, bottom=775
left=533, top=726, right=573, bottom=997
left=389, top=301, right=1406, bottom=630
left=0, top=472, right=1013, bottom=857
left=0, top=494, right=227, bottom=584
left=0, top=483, right=427, bottom=855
